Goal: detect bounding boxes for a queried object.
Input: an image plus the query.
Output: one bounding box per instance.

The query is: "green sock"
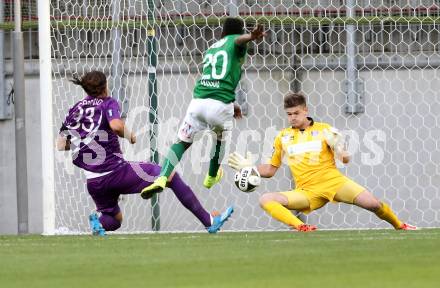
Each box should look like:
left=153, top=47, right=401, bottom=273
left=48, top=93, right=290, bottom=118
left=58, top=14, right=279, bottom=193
left=208, top=140, right=224, bottom=177
left=160, top=141, right=191, bottom=178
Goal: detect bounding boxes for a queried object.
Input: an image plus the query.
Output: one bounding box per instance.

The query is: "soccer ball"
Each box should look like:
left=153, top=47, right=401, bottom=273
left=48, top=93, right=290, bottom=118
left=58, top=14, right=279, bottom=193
left=234, top=167, right=261, bottom=193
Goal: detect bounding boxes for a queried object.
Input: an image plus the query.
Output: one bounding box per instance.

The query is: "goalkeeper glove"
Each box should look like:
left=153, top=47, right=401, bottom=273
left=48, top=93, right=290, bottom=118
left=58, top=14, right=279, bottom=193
left=228, top=152, right=254, bottom=171
left=323, top=127, right=344, bottom=155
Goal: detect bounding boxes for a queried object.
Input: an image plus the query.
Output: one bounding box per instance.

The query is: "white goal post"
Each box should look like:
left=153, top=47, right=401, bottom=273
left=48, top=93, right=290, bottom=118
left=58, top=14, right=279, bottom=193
left=38, top=0, right=55, bottom=235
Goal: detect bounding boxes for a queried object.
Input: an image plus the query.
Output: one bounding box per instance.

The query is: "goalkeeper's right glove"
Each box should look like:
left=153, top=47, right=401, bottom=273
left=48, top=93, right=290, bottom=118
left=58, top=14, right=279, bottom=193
left=228, top=152, right=254, bottom=171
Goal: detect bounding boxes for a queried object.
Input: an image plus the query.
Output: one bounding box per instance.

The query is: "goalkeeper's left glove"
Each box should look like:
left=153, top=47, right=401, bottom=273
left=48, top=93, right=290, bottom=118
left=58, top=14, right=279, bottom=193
left=228, top=152, right=254, bottom=171
left=323, top=127, right=344, bottom=156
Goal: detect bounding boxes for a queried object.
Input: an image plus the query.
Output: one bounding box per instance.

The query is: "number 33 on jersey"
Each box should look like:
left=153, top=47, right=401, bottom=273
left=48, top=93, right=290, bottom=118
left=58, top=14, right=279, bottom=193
left=193, top=34, right=247, bottom=104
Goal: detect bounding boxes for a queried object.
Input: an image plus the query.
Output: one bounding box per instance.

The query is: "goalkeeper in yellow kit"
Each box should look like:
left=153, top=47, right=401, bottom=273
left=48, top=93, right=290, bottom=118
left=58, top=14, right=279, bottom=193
left=228, top=92, right=416, bottom=232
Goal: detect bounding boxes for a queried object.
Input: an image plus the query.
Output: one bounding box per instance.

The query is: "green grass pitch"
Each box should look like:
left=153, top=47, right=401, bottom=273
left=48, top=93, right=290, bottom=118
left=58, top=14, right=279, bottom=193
left=1, top=229, right=439, bottom=288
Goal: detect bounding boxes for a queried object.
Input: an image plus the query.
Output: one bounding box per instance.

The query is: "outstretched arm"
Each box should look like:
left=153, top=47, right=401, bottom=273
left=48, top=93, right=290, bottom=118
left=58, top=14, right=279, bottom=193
left=109, top=119, right=136, bottom=144
left=228, top=152, right=278, bottom=178
left=256, top=164, right=278, bottom=178
left=234, top=24, right=266, bottom=46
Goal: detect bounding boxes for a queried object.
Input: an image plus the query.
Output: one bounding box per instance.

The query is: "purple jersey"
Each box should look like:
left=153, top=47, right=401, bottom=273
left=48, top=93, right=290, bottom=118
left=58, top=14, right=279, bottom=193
left=60, top=96, right=125, bottom=173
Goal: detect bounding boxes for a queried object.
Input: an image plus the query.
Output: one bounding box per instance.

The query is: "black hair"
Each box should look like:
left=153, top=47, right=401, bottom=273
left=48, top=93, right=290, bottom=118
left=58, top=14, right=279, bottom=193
left=221, top=17, right=245, bottom=37
left=71, top=70, right=107, bottom=98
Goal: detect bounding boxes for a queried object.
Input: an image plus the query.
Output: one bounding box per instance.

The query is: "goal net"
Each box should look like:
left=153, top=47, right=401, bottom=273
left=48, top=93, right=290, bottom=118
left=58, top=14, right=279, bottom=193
left=46, top=0, right=440, bottom=234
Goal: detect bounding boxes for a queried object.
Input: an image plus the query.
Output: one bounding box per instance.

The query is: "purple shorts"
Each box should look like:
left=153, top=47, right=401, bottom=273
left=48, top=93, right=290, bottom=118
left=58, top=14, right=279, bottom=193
left=86, top=161, right=161, bottom=216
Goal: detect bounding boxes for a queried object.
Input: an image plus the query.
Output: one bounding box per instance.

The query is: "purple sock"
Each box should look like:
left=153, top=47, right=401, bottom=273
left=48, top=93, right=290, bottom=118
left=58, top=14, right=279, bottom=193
left=168, top=173, right=211, bottom=227
left=99, top=213, right=122, bottom=231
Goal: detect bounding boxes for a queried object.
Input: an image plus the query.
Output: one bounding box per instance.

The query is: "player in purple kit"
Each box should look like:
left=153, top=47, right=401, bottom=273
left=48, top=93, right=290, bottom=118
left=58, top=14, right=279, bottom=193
left=57, top=71, right=233, bottom=235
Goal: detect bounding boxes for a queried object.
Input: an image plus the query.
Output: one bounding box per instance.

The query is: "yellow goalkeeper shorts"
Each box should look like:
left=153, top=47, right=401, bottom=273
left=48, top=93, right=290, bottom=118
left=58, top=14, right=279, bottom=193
left=279, top=176, right=365, bottom=214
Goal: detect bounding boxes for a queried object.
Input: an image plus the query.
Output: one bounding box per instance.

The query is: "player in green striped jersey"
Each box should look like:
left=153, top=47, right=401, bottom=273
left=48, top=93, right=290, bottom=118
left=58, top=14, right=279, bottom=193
left=141, top=18, right=266, bottom=199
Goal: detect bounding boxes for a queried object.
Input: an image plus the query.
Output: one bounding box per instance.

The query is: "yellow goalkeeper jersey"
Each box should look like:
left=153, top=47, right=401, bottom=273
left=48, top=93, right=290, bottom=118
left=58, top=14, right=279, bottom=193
left=270, top=118, right=343, bottom=189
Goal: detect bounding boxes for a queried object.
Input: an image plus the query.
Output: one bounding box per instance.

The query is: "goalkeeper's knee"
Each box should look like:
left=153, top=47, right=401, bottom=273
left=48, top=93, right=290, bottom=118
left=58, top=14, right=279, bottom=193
left=259, top=193, right=288, bottom=207
left=353, top=191, right=381, bottom=212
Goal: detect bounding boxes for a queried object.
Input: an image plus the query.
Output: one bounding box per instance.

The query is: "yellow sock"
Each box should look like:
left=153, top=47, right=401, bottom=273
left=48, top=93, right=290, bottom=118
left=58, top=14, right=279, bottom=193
left=261, top=201, right=304, bottom=229
left=375, top=202, right=402, bottom=229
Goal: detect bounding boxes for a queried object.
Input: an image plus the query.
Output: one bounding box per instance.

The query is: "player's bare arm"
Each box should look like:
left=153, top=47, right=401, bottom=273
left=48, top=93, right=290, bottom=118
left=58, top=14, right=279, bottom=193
left=256, top=164, right=278, bottom=178
left=109, top=118, right=136, bottom=144
left=233, top=103, right=242, bottom=119
left=228, top=152, right=278, bottom=178
left=235, top=24, right=266, bottom=46
left=56, top=134, right=71, bottom=151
